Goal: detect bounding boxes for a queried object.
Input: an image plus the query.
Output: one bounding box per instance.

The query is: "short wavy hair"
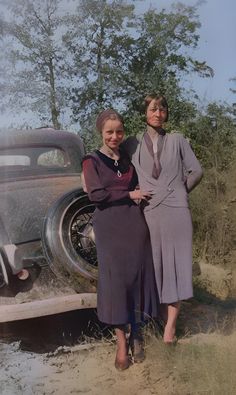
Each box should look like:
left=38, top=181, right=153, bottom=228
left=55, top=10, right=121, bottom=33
left=142, top=93, right=169, bottom=122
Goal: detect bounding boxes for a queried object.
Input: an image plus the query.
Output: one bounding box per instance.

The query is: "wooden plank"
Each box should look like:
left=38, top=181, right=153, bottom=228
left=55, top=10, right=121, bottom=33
left=0, top=293, right=97, bottom=323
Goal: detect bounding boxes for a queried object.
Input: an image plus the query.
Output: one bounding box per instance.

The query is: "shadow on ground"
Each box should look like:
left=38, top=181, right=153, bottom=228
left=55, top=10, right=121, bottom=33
left=178, top=285, right=236, bottom=338
left=0, top=308, right=110, bottom=353
left=1, top=284, right=236, bottom=355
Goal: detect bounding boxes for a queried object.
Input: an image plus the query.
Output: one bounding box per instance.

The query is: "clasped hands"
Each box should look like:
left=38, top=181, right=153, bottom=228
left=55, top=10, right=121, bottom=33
left=129, top=189, right=152, bottom=202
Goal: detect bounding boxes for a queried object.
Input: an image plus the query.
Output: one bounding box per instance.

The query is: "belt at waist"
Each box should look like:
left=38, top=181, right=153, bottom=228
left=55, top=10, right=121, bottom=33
left=97, top=198, right=135, bottom=210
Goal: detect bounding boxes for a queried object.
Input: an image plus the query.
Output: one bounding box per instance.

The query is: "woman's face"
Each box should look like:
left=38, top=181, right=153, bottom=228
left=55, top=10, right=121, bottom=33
left=102, top=118, right=124, bottom=150
left=146, top=99, right=168, bottom=128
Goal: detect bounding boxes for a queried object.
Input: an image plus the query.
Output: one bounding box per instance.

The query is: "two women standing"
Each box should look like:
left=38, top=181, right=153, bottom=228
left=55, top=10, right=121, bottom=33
left=82, top=94, right=203, bottom=369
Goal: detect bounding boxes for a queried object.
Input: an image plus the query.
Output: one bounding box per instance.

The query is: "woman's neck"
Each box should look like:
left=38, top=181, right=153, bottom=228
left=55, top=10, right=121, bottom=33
left=100, top=145, right=120, bottom=160
left=146, top=125, right=163, bottom=139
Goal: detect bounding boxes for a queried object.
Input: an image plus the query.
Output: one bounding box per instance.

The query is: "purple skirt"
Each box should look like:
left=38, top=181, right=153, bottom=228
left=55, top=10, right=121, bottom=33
left=93, top=202, right=158, bottom=325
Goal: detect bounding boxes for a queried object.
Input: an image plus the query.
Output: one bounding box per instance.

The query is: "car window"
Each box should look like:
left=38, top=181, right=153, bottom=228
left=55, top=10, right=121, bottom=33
left=0, top=155, right=30, bottom=166
left=0, top=145, right=78, bottom=179
left=37, top=149, right=65, bottom=167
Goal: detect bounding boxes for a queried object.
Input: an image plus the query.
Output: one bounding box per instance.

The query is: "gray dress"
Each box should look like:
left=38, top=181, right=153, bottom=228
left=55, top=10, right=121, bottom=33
left=123, top=132, right=203, bottom=304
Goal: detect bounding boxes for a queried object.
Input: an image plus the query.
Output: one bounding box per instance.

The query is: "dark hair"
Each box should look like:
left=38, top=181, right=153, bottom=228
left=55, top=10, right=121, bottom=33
left=143, top=93, right=169, bottom=122
left=96, top=109, right=124, bottom=133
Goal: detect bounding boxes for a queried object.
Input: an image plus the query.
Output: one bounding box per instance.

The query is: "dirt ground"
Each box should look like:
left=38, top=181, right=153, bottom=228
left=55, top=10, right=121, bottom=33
left=1, top=340, right=171, bottom=395
left=1, top=299, right=236, bottom=395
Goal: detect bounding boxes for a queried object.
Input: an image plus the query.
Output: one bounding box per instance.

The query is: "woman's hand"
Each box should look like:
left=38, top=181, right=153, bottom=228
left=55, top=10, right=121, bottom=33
left=129, top=189, right=151, bottom=201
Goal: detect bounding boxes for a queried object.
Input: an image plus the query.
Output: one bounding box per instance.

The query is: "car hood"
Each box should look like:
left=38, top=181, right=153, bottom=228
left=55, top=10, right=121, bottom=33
left=0, top=175, right=82, bottom=244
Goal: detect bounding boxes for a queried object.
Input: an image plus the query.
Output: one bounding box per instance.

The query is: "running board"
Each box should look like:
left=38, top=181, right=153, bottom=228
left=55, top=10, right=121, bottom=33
left=0, top=293, right=97, bottom=323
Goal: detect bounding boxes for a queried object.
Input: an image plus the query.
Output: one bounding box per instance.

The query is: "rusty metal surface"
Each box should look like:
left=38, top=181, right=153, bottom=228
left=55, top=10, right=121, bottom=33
left=0, top=128, right=85, bottom=244
left=0, top=262, right=96, bottom=304
left=0, top=128, right=96, bottom=319
left=0, top=176, right=82, bottom=243
left=0, top=128, right=85, bottom=153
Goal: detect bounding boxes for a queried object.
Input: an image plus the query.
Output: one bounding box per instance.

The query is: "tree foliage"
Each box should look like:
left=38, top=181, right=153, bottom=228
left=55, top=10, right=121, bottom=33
left=230, top=76, right=236, bottom=95
left=0, top=0, right=75, bottom=128
left=66, top=0, right=136, bottom=127
left=185, top=103, right=236, bottom=263
left=123, top=2, right=213, bottom=112
left=0, top=0, right=214, bottom=133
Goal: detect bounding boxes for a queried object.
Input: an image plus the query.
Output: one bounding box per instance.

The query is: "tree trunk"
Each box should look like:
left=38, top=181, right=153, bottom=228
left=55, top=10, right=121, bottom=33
left=97, top=23, right=104, bottom=106
left=48, top=57, right=61, bottom=129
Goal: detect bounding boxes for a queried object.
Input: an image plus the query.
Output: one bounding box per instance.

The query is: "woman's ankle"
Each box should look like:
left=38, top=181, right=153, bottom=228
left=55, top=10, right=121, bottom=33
left=163, top=323, right=176, bottom=343
left=115, top=326, right=128, bottom=359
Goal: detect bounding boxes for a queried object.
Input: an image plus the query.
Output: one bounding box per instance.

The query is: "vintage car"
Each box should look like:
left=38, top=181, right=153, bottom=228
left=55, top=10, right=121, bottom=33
left=0, top=128, right=97, bottom=323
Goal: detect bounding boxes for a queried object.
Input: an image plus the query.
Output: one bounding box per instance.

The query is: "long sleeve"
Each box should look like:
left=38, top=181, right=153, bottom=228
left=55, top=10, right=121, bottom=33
left=82, top=157, right=130, bottom=204
left=180, top=135, right=203, bottom=192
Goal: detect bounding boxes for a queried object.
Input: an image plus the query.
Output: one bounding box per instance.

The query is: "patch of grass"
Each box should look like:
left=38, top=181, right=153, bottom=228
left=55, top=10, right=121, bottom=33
left=193, top=279, right=219, bottom=304
left=146, top=332, right=236, bottom=395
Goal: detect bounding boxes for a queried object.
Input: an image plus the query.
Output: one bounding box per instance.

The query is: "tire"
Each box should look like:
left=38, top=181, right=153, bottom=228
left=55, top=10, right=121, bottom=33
left=0, top=249, right=8, bottom=287
left=41, top=189, right=97, bottom=291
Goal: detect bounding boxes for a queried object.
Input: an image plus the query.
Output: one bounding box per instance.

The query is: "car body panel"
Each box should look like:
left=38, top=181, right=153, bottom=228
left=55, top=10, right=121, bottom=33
left=0, top=176, right=81, bottom=244
left=0, top=128, right=97, bottom=322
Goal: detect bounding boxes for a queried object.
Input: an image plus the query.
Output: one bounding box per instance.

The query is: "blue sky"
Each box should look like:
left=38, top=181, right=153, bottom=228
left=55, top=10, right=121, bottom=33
left=182, top=0, right=236, bottom=104
left=138, top=0, right=236, bottom=105
left=1, top=0, right=236, bottom=128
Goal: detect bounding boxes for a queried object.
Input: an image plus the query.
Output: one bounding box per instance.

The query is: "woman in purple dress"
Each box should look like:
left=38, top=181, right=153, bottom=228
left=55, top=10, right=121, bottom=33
left=82, top=109, right=158, bottom=371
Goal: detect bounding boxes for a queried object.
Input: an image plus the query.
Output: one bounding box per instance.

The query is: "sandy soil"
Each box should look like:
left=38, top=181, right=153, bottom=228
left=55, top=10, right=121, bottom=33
left=1, top=300, right=236, bottom=395
left=0, top=339, right=176, bottom=395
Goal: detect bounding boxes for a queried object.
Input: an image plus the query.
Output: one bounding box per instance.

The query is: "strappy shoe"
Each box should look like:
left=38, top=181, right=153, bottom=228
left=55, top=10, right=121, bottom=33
left=114, top=355, right=130, bottom=371
left=114, top=340, right=131, bottom=371
left=129, top=337, right=145, bottom=363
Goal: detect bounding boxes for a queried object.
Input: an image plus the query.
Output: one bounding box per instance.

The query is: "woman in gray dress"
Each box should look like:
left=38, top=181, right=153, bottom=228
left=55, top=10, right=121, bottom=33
left=123, top=94, right=203, bottom=343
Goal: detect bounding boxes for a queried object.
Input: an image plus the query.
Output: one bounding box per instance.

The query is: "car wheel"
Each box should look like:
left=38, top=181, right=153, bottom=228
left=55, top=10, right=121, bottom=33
left=41, top=190, right=97, bottom=291
left=0, top=249, right=8, bottom=287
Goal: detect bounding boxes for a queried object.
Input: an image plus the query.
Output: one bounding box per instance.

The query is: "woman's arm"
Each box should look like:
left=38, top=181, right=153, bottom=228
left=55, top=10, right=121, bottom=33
left=82, top=157, right=129, bottom=204
left=179, top=135, right=203, bottom=192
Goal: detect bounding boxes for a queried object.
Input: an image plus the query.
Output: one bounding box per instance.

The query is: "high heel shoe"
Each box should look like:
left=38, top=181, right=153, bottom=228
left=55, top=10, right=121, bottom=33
left=114, top=340, right=131, bottom=371
left=129, top=336, right=145, bottom=363
left=114, top=355, right=130, bottom=371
